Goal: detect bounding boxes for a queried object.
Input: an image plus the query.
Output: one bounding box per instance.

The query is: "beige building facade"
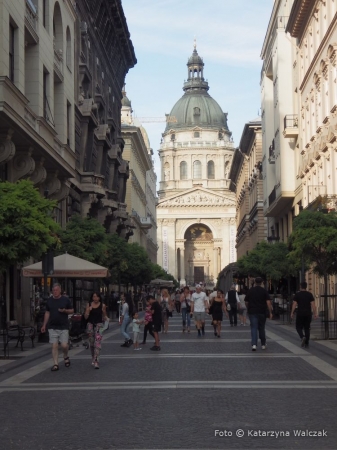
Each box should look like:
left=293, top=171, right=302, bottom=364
left=229, top=119, right=267, bottom=260
left=260, top=0, right=297, bottom=242
left=157, top=46, right=236, bottom=287
left=121, top=89, right=158, bottom=262
left=286, top=0, right=337, bottom=296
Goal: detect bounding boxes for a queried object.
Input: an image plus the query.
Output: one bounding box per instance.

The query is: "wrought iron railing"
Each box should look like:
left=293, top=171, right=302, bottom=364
left=284, top=114, right=298, bottom=129
left=269, top=186, right=276, bottom=206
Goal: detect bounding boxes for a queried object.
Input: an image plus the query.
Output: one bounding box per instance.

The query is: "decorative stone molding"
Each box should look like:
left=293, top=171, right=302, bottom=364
left=0, top=129, right=15, bottom=165
left=95, top=124, right=110, bottom=140
left=131, top=170, right=146, bottom=205
left=41, top=173, right=61, bottom=198
left=50, top=182, right=70, bottom=202
left=12, top=148, right=35, bottom=182
left=158, top=189, right=235, bottom=207
left=30, top=158, right=47, bottom=186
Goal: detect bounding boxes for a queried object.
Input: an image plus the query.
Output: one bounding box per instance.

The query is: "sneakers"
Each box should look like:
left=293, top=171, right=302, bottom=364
left=301, top=337, right=306, bottom=348
left=134, top=348, right=142, bottom=351
left=261, top=344, right=267, bottom=350
left=94, top=362, right=99, bottom=369
left=150, top=345, right=161, bottom=351
left=252, top=345, right=257, bottom=351
left=120, top=341, right=128, bottom=347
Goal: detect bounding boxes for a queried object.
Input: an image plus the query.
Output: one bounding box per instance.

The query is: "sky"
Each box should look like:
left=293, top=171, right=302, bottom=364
left=121, top=0, right=274, bottom=179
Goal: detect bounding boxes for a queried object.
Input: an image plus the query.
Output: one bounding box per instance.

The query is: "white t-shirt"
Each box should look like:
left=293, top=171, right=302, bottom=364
left=191, top=291, right=207, bottom=312
left=132, top=319, right=141, bottom=332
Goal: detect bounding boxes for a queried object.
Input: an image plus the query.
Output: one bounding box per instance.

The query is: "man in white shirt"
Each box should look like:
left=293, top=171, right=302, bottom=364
left=191, top=285, right=208, bottom=337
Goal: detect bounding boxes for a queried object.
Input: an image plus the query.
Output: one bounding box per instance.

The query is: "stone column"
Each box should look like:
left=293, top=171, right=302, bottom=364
left=213, top=247, right=218, bottom=279
left=180, top=245, right=186, bottom=286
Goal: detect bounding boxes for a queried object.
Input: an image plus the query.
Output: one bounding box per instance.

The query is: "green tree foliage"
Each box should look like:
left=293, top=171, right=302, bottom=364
left=121, top=243, right=153, bottom=287
left=237, top=241, right=295, bottom=287
left=289, top=210, right=337, bottom=292
left=150, top=263, right=178, bottom=286
left=59, top=214, right=108, bottom=265
left=0, top=180, right=59, bottom=272
left=106, top=232, right=128, bottom=284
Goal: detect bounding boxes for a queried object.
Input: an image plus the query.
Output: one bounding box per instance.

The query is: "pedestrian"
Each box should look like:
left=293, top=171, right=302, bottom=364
left=141, top=298, right=155, bottom=344
left=245, top=277, right=273, bottom=351
left=160, top=288, right=172, bottom=333
left=174, top=289, right=181, bottom=313
left=190, top=284, right=208, bottom=337
left=132, top=312, right=143, bottom=350
left=180, top=286, right=192, bottom=333
left=290, top=281, right=318, bottom=348
left=120, top=296, right=133, bottom=347
left=225, top=284, right=241, bottom=326
left=238, top=289, right=247, bottom=326
left=84, top=292, right=108, bottom=369
left=149, top=295, right=161, bottom=351
left=41, top=283, right=74, bottom=372
left=210, top=289, right=227, bottom=338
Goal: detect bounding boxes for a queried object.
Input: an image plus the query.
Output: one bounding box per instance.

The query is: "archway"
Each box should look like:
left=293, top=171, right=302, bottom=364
left=183, top=224, right=214, bottom=287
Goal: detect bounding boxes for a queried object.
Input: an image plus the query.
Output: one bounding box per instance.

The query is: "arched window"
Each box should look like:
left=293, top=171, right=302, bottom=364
left=193, top=160, right=201, bottom=179
left=180, top=161, right=187, bottom=180
left=207, top=160, right=215, bottom=179
left=66, top=27, right=71, bottom=70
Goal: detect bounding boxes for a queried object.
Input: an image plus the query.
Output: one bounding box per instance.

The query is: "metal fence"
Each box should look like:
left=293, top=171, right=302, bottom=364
left=316, top=295, right=337, bottom=340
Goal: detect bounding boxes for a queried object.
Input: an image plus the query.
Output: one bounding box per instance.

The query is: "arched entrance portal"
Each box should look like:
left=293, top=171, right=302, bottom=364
left=184, top=224, right=215, bottom=287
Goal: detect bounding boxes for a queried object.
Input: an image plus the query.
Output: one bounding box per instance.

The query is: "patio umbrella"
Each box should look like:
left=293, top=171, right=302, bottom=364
left=22, top=253, right=108, bottom=278
left=149, top=279, right=174, bottom=287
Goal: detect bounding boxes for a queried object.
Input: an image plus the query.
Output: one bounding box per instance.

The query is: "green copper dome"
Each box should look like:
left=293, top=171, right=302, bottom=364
left=165, top=46, right=230, bottom=133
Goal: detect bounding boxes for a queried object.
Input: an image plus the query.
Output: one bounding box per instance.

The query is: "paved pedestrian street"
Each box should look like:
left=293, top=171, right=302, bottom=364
left=0, top=315, right=337, bottom=450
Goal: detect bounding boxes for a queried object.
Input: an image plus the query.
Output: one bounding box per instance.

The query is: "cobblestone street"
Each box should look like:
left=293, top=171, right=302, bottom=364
left=1, top=314, right=337, bottom=450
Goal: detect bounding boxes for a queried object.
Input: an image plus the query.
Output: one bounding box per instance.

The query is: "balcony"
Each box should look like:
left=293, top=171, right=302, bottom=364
left=25, top=0, right=39, bottom=44
left=54, top=49, right=64, bottom=83
left=283, top=114, right=299, bottom=138
left=268, top=139, right=275, bottom=164
left=140, top=217, right=152, bottom=230
left=80, top=172, right=105, bottom=197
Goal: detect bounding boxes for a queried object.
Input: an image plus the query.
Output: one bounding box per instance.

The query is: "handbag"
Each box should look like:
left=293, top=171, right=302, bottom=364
left=226, top=303, right=231, bottom=311
left=184, top=296, right=191, bottom=313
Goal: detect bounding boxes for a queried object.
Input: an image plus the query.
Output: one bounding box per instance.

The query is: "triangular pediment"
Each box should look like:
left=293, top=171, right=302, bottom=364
left=157, top=187, right=236, bottom=208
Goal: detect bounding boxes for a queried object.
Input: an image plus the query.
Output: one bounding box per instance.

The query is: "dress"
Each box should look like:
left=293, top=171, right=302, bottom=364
left=212, top=300, right=223, bottom=321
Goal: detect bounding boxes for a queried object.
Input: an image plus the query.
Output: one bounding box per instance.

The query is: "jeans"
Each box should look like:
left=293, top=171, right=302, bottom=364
left=296, top=314, right=312, bottom=344
left=249, top=313, right=267, bottom=346
left=228, top=307, right=238, bottom=326
left=181, top=308, right=191, bottom=328
left=121, top=314, right=131, bottom=340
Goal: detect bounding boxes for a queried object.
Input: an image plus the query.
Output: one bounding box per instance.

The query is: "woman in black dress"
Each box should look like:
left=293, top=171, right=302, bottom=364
left=211, top=289, right=227, bottom=338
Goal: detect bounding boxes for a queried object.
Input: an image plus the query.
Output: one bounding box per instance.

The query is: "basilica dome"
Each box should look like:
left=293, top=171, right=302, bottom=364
left=165, top=46, right=230, bottom=134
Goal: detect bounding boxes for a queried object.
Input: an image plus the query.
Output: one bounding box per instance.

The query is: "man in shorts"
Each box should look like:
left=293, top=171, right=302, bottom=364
left=191, top=285, right=208, bottom=337
left=149, top=295, right=162, bottom=351
left=41, top=283, right=74, bottom=371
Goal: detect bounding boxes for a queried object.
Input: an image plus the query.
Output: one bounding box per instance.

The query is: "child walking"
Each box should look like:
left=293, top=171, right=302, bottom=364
left=141, top=298, right=155, bottom=344
left=132, top=312, right=143, bottom=350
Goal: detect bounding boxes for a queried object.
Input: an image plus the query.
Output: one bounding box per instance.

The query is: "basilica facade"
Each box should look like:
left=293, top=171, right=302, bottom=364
left=157, top=45, right=236, bottom=287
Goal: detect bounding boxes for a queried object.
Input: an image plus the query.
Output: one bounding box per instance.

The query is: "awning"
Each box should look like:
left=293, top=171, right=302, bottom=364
left=22, top=253, right=108, bottom=278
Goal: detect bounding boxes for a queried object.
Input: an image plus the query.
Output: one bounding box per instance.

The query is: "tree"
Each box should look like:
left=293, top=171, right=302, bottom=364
left=237, top=241, right=295, bottom=291
left=59, top=214, right=108, bottom=266
left=0, top=180, right=59, bottom=272
left=106, top=232, right=128, bottom=285
left=121, top=243, right=153, bottom=287
left=150, top=263, right=179, bottom=287
left=289, top=210, right=337, bottom=338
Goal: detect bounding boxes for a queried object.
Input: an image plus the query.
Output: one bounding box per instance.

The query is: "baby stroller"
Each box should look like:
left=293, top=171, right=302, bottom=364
left=68, top=313, right=89, bottom=350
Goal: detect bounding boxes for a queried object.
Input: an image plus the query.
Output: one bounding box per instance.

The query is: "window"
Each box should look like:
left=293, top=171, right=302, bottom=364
left=9, top=24, right=15, bottom=82
left=66, top=27, right=71, bottom=70
left=180, top=161, right=187, bottom=180
left=194, top=107, right=200, bottom=116
left=193, top=160, right=201, bottom=179
left=194, top=131, right=200, bottom=138
left=67, top=101, right=71, bottom=146
left=207, top=160, right=215, bottom=179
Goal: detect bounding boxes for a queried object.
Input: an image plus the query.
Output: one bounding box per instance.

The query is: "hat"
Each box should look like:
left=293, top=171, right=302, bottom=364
left=255, top=277, right=263, bottom=284
left=195, top=284, right=201, bottom=288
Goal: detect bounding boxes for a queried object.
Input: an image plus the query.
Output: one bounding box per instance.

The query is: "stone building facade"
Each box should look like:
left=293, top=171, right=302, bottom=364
left=229, top=118, right=266, bottom=260
left=70, top=0, right=136, bottom=238
left=286, top=0, right=337, bottom=296
left=260, top=0, right=297, bottom=243
left=121, top=89, right=158, bottom=261
left=0, top=0, right=77, bottom=322
left=0, top=0, right=136, bottom=323
left=157, top=45, right=236, bottom=287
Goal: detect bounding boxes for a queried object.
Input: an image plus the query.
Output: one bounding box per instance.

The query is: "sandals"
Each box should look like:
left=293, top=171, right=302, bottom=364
left=51, top=364, right=59, bottom=371
left=64, top=356, right=71, bottom=368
